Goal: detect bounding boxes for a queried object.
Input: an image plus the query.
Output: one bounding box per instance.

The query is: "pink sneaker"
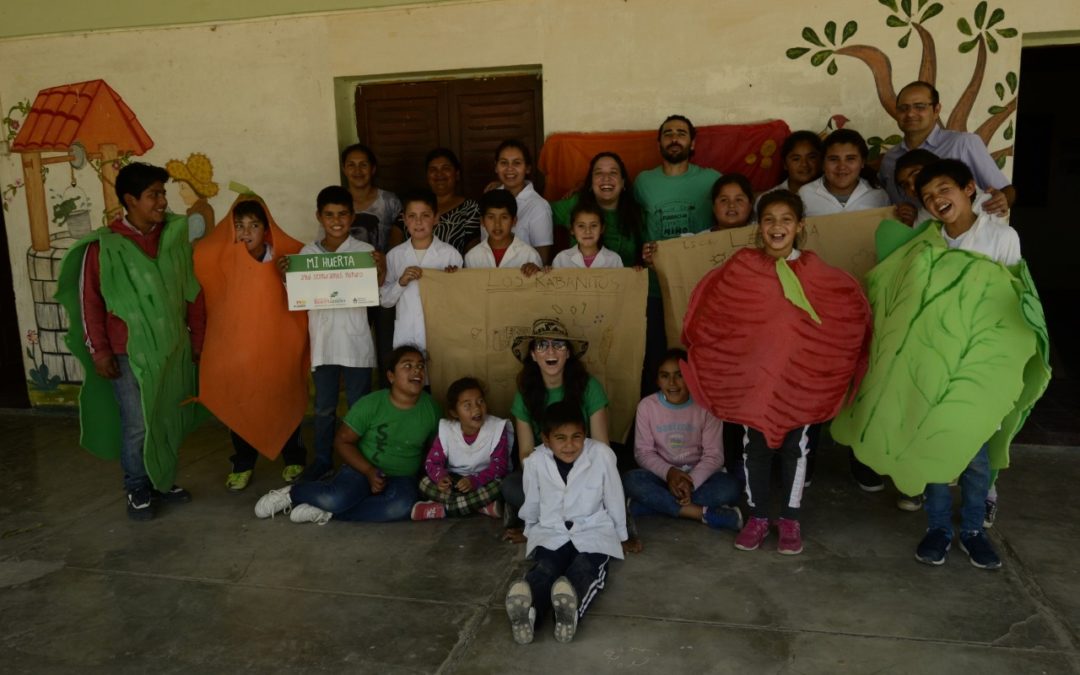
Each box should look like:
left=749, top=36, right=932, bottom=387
left=411, top=501, right=447, bottom=521
left=479, top=501, right=503, bottom=519
left=734, top=516, right=770, bottom=551
left=776, top=518, right=803, bottom=555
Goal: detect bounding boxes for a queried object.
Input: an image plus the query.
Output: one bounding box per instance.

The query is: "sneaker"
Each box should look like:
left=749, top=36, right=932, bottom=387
left=152, top=485, right=192, bottom=504
left=959, top=530, right=1002, bottom=570
left=734, top=516, right=770, bottom=551
left=126, top=487, right=155, bottom=521
left=282, top=464, right=305, bottom=484
left=851, top=458, right=884, bottom=493
left=225, top=470, right=253, bottom=493
left=551, top=577, right=579, bottom=643
left=254, top=486, right=293, bottom=519
left=479, top=501, right=503, bottom=519
left=983, top=499, right=998, bottom=529
left=915, top=528, right=952, bottom=566
left=776, top=518, right=804, bottom=555
left=505, top=580, right=536, bottom=645
left=896, top=494, right=925, bottom=512
left=702, top=505, right=744, bottom=531
left=289, top=503, right=333, bottom=525
left=411, top=501, right=447, bottom=521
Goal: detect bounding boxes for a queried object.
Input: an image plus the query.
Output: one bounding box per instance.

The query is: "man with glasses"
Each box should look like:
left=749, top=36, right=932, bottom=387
left=878, top=80, right=1014, bottom=215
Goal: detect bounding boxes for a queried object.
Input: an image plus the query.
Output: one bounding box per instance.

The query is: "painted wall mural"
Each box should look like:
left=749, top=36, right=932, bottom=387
left=785, top=0, right=1017, bottom=165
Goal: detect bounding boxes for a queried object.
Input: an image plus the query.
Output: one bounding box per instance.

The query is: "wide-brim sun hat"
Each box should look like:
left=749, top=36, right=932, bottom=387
left=511, top=318, right=589, bottom=362
left=166, top=153, right=220, bottom=198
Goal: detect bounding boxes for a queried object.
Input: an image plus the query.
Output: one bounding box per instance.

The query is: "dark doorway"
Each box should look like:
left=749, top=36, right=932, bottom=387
left=1010, top=43, right=1080, bottom=445
left=0, top=205, right=31, bottom=408
left=354, top=73, right=544, bottom=200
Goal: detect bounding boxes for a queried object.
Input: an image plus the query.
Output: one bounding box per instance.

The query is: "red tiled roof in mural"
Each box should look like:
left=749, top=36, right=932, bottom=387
left=10, top=79, right=153, bottom=155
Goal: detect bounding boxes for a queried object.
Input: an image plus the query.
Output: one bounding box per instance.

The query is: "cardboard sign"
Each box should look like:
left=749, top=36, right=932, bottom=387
left=653, top=207, right=891, bottom=347
left=418, top=268, right=649, bottom=442
left=285, top=251, right=378, bottom=311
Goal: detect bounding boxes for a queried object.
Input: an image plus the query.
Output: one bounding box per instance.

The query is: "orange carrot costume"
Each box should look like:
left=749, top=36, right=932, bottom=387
left=193, top=196, right=309, bottom=458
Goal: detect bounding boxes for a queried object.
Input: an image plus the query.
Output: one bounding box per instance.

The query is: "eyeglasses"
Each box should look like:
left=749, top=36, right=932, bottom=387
left=896, top=102, right=934, bottom=114
left=533, top=340, right=568, bottom=352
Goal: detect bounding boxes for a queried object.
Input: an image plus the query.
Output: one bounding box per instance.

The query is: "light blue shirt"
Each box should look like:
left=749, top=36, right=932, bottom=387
left=878, top=126, right=1010, bottom=206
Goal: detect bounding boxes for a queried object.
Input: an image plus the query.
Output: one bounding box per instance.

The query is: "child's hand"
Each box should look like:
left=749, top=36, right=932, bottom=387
left=642, top=241, right=658, bottom=266
left=455, top=477, right=473, bottom=493
left=444, top=265, right=459, bottom=273
left=893, top=203, right=917, bottom=227
left=984, top=189, right=1010, bottom=216
left=367, top=468, right=387, bottom=494
left=399, top=266, right=422, bottom=287
left=93, top=354, right=120, bottom=380
left=371, top=251, right=387, bottom=284
left=437, top=476, right=452, bottom=492
left=666, top=467, right=693, bottom=503
left=520, top=263, right=544, bottom=277
left=632, top=265, right=646, bottom=272
left=502, top=528, right=527, bottom=544
left=622, top=537, right=644, bottom=554
left=276, top=256, right=290, bottom=276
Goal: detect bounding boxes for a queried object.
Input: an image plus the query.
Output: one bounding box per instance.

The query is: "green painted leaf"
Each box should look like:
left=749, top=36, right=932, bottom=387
left=975, top=1, right=987, bottom=28
left=842, top=20, right=858, bottom=43
left=996, top=155, right=1007, bottom=169
left=958, top=17, right=973, bottom=35
left=884, top=134, right=903, bottom=145
left=786, top=47, right=811, bottom=59
left=827, top=59, right=839, bottom=75
left=899, top=30, right=911, bottom=48
left=1006, top=71, right=1018, bottom=92
left=878, top=0, right=899, bottom=12
left=811, top=49, right=834, bottom=66
left=803, top=26, right=824, bottom=47
left=959, top=37, right=979, bottom=53
left=988, top=105, right=1006, bottom=114
left=26, top=347, right=33, bottom=359
left=987, top=33, right=999, bottom=53
left=1004, top=121, right=1014, bottom=140
left=996, top=27, right=1018, bottom=38
left=921, top=3, right=943, bottom=21
left=918, top=0, right=927, bottom=10
left=901, top=0, right=912, bottom=16
left=886, top=14, right=908, bottom=27
left=869, top=145, right=882, bottom=161
left=824, top=20, right=837, bottom=44
left=987, top=7, right=1006, bottom=28
left=995, top=82, right=1005, bottom=100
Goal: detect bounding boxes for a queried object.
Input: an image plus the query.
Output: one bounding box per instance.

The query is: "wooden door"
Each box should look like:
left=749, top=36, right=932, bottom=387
left=355, top=74, right=544, bottom=200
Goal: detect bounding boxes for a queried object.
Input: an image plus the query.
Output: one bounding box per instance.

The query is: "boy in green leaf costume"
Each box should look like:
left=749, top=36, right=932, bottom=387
left=55, top=163, right=205, bottom=521
left=832, top=159, right=1050, bottom=570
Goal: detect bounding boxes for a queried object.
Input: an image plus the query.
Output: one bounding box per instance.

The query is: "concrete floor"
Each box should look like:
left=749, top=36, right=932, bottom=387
left=2, top=411, right=1079, bottom=674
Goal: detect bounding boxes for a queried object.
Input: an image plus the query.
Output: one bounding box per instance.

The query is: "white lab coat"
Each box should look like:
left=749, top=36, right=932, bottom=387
left=379, top=236, right=463, bottom=351
left=464, top=236, right=542, bottom=269
left=301, top=237, right=377, bottom=369
left=551, top=246, right=623, bottom=269
left=798, top=177, right=890, bottom=217
left=521, top=439, right=628, bottom=560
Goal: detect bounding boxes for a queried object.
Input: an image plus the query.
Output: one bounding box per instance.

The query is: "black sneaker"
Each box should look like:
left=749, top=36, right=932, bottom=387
left=959, top=531, right=1002, bottom=570
left=915, top=528, right=951, bottom=565
left=127, top=487, right=156, bottom=521
left=850, top=458, right=884, bottom=493
left=152, top=485, right=192, bottom=504
left=983, top=499, right=998, bottom=529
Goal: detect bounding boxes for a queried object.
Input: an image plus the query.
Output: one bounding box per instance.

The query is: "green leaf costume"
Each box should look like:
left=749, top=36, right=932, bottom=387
left=55, top=214, right=206, bottom=490
left=831, top=219, right=1050, bottom=496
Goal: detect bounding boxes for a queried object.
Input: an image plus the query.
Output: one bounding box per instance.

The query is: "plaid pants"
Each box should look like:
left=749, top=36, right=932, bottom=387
left=419, top=475, right=502, bottom=516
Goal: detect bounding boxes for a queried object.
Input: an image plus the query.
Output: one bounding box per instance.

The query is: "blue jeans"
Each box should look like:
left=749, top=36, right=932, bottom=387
left=623, top=468, right=741, bottom=517
left=312, top=365, right=372, bottom=469
left=290, top=465, right=417, bottom=522
left=925, top=445, right=990, bottom=534
left=112, top=355, right=149, bottom=492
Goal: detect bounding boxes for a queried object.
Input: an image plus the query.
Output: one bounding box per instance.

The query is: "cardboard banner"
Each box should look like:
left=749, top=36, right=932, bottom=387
left=653, top=207, right=891, bottom=347
left=419, top=268, right=648, bottom=442
left=285, top=251, right=378, bottom=311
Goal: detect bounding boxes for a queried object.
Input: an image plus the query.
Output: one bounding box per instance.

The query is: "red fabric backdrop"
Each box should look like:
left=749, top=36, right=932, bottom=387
left=537, top=120, right=792, bottom=202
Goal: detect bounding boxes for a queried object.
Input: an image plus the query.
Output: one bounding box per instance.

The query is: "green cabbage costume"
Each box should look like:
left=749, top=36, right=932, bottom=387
left=831, top=219, right=1050, bottom=496
left=55, top=214, right=206, bottom=490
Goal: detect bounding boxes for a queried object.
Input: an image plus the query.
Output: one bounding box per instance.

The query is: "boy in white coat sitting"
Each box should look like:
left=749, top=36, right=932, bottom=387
left=505, top=401, right=639, bottom=645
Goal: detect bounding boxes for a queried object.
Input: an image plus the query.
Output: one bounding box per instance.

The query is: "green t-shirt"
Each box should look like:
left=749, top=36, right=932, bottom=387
left=551, top=194, right=642, bottom=268
left=342, top=389, right=441, bottom=476
left=510, top=375, right=609, bottom=440
left=633, top=164, right=721, bottom=296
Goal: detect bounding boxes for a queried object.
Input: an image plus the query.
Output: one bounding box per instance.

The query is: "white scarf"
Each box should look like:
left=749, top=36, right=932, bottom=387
left=438, top=415, right=508, bottom=476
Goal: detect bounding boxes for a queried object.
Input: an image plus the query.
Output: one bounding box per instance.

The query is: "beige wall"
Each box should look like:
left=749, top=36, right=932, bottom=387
left=2, top=0, right=1079, bottom=403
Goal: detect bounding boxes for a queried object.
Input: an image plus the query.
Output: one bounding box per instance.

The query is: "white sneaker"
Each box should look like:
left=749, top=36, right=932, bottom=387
left=551, top=577, right=579, bottom=643
left=505, top=580, right=535, bottom=645
left=289, top=503, right=333, bottom=525
left=254, top=486, right=292, bottom=519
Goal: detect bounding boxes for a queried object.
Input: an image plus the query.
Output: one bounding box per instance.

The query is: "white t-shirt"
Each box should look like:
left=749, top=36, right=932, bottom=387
left=942, top=212, right=1021, bottom=266
left=798, top=177, right=890, bottom=217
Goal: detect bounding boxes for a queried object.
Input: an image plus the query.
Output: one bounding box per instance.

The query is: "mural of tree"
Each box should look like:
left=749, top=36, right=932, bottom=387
left=786, top=0, right=1018, bottom=166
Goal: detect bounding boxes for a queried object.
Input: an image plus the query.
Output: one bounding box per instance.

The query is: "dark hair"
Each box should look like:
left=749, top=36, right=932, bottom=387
left=898, top=80, right=940, bottom=106
left=517, top=342, right=590, bottom=433
left=425, top=147, right=463, bottom=173
left=894, top=148, right=941, bottom=183
left=756, top=189, right=806, bottom=222
left=400, top=187, right=438, bottom=214
left=232, top=200, right=268, bottom=225
left=495, top=139, right=533, bottom=167
left=778, top=131, right=825, bottom=182
left=913, top=159, right=975, bottom=202
left=710, top=173, right=754, bottom=203
left=479, top=189, right=518, bottom=218
left=575, top=152, right=641, bottom=242
left=823, top=128, right=880, bottom=189
left=541, top=400, right=586, bottom=436
left=569, top=200, right=605, bottom=227
left=115, top=162, right=169, bottom=207
left=658, top=348, right=688, bottom=374
left=340, top=143, right=376, bottom=168
left=317, top=185, right=354, bottom=212
left=446, top=376, right=485, bottom=413
left=657, top=114, right=696, bottom=141
left=386, top=344, right=424, bottom=375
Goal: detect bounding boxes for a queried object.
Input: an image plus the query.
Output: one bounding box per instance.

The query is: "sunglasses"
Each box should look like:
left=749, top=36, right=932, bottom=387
left=533, top=339, right=568, bottom=352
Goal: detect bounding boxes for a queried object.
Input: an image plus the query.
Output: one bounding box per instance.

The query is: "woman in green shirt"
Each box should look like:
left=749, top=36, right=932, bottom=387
left=551, top=152, right=643, bottom=267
